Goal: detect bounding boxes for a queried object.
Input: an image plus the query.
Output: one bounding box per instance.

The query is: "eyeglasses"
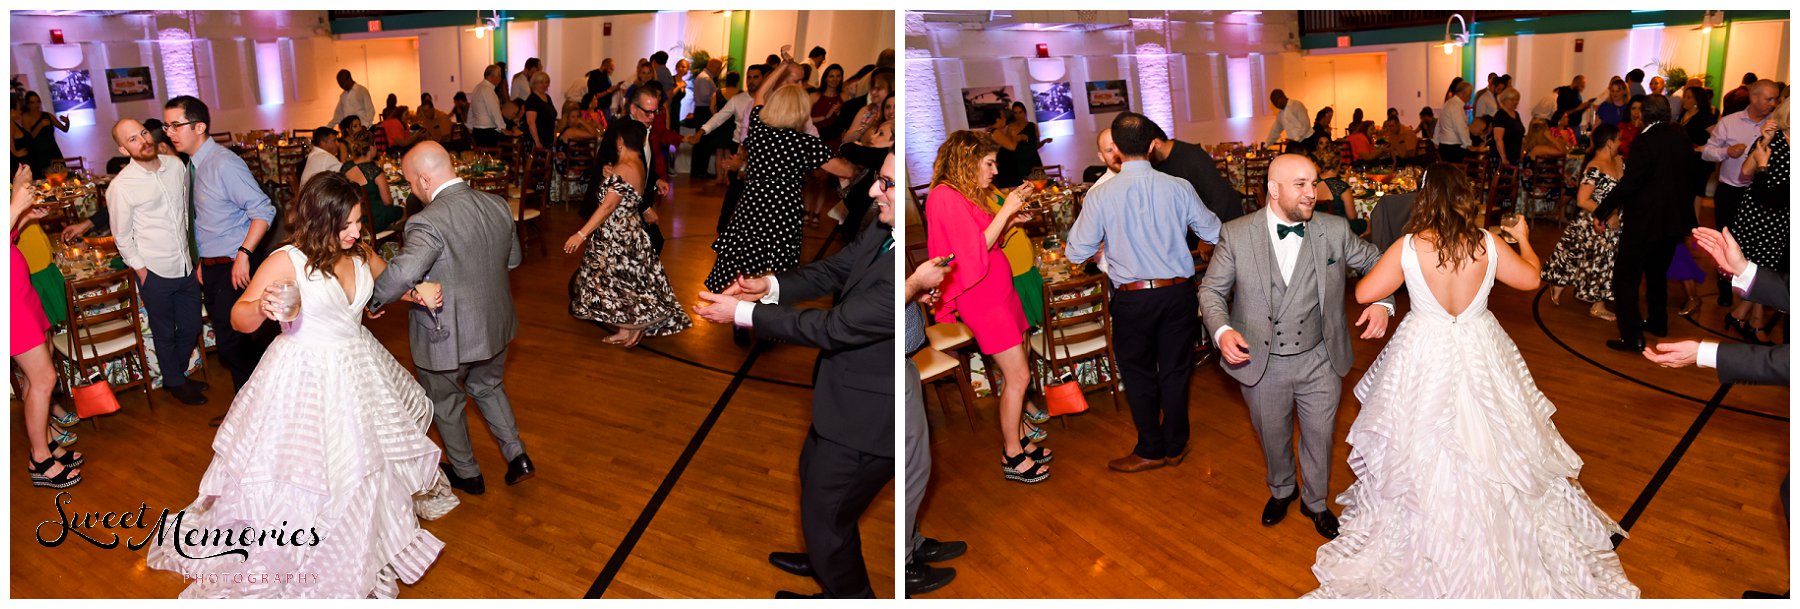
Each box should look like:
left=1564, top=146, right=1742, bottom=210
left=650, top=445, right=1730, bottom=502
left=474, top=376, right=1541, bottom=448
left=162, top=120, right=197, bottom=132
left=632, top=104, right=656, bottom=116
left=874, top=176, right=895, bottom=193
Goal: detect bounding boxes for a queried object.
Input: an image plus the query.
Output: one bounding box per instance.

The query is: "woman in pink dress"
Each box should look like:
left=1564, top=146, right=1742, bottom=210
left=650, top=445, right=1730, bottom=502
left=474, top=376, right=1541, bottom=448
left=10, top=166, right=79, bottom=488
left=926, top=130, right=1051, bottom=484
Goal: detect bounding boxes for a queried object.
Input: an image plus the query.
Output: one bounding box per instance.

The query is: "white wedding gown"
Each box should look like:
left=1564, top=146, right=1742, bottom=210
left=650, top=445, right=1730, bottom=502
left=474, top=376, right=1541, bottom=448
left=1305, top=232, right=1639, bottom=599
left=146, top=245, right=460, bottom=598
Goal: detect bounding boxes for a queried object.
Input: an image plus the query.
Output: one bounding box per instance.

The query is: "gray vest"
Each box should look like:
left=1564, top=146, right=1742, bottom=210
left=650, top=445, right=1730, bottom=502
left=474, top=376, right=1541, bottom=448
left=1268, top=237, right=1326, bottom=356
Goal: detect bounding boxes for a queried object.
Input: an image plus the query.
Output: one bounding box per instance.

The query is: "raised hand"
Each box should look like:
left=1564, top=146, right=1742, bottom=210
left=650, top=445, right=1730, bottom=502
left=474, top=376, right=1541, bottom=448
left=1691, top=227, right=1748, bottom=276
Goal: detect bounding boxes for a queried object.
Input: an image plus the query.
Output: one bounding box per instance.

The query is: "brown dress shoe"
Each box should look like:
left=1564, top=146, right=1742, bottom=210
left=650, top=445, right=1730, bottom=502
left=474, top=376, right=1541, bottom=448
left=1108, top=453, right=1165, bottom=473
left=1164, top=446, right=1190, bottom=467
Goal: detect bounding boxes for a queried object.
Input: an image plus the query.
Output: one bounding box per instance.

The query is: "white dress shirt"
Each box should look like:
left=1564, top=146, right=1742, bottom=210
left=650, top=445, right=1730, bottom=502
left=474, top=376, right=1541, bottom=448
left=1698, top=263, right=1761, bottom=368
left=1435, top=96, right=1471, bottom=147
left=1473, top=89, right=1498, bottom=118
left=467, top=80, right=504, bottom=131
left=732, top=278, right=784, bottom=327
left=299, top=146, right=340, bottom=188
left=332, top=83, right=376, bottom=127
left=699, top=92, right=755, bottom=144
left=511, top=73, right=531, bottom=101
left=1266, top=100, right=1313, bottom=145
left=106, top=154, right=192, bottom=278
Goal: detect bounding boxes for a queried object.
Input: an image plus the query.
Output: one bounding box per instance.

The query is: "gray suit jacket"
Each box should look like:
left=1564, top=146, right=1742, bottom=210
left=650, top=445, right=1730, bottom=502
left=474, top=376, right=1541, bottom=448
left=370, top=182, right=522, bottom=371
left=1718, top=269, right=1788, bottom=386
left=1199, top=211, right=1388, bottom=386
left=1369, top=191, right=1418, bottom=252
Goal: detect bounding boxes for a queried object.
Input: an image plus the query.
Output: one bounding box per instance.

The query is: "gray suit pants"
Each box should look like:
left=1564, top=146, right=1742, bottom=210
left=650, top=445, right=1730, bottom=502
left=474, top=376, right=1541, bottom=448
left=417, top=346, right=524, bottom=478
left=1240, top=345, right=1341, bottom=512
left=904, top=361, right=929, bottom=563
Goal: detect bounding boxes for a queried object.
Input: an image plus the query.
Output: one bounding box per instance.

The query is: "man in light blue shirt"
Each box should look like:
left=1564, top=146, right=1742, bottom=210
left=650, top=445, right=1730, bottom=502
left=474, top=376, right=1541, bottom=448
left=1064, top=111, right=1221, bottom=474
left=163, top=95, right=277, bottom=393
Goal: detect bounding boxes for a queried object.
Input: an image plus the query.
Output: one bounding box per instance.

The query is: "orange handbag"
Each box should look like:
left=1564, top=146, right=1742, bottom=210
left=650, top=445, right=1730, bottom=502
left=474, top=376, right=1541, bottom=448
left=1043, top=375, right=1089, bottom=417
left=71, top=378, right=121, bottom=419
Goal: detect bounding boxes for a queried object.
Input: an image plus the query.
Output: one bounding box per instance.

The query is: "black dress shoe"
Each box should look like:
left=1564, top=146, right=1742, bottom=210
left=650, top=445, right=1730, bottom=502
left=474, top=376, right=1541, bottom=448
left=1606, top=338, right=1645, bottom=353
left=1299, top=504, right=1340, bottom=540
left=774, top=591, right=822, bottom=599
left=914, top=538, right=967, bottom=563
left=165, top=382, right=208, bottom=405
left=441, top=462, right=486, bottom=495
left=1645, top=324, right=1668, bottom=338
left=768, top=551, right=814, bottom=577
left=183, top=377, right=211, bottom=392
left=1262, top=492, right=1298, bottom=526
left=906, top=562, right=956, bottom=597
left=505, top=454, right=536, bottom=486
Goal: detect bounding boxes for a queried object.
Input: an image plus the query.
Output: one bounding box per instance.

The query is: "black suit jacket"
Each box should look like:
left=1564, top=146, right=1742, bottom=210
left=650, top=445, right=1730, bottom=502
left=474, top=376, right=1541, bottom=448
left=752, top=221, right=895, bottom=457
left=1718, top=269, right=1789, bottom=386
left=1156, top=140, right=1245, bottom=223
left=1369, top=191, right=1418, bottom=252
left=1595, top=122, right=1699, bottom=245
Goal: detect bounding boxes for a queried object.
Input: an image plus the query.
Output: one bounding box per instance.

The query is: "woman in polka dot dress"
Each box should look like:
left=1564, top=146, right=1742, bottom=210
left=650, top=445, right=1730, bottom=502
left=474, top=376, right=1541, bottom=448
left=704, top=52, right=856, bottom=293
left=1725, top=98, right=1788, bottom=343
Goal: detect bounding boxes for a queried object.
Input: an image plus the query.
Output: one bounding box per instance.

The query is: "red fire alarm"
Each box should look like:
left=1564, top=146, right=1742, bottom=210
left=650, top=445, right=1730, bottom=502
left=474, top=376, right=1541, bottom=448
left=50, top=29, right=64, bottom=44
left=604, top=22, right=612, bottom=36
left=1337, top=35, right=1350, bottom=48
left=1035, top=43, right=1049, bottom=59
left=1575, top=38, right=1584, bottom=53
left=369, top=20, right=382, bottom=32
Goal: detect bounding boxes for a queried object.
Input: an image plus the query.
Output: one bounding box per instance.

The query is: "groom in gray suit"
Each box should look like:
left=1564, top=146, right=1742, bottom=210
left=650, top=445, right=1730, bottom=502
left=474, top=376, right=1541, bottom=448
left=1198, top=154, right=1392, bottom=540
left=371, top=141, right=532, bottom=495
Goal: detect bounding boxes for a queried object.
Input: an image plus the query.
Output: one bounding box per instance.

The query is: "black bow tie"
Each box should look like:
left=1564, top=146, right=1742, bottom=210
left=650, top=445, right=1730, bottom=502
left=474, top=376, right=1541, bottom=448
left=1277, top=223, right=1306, bottom=239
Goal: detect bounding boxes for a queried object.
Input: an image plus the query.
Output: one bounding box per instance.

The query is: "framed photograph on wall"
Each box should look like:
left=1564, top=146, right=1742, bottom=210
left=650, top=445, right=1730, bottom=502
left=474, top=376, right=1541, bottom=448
left=1085, top=79, right=1130, bottom=115
left=44, top=69, right=95, bottom=113
left=962, top=85, right=1014, bottom=128
left=1030, top=81, right=1075, bottom=122
left=105, top=67, right=155, bottom=102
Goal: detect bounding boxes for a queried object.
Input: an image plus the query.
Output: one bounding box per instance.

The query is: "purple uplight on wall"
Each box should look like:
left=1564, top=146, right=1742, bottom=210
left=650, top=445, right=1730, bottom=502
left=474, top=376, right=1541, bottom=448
left=158, top=27, right=199, bottom=98
left=1131, top=18, right=1173, bottom=136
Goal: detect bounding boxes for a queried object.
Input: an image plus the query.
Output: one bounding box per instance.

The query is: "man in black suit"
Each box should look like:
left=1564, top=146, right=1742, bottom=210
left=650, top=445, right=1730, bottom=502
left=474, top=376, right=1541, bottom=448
left=1644, top=227, right=1788, bottom=385
left=695, top=153, right=897, bottom=599
left=1593, top=94, right=1697, bottom=352
left=1145, top=122, right=1246, bottom=223
left=1368, top=190, right=1418, bottom=251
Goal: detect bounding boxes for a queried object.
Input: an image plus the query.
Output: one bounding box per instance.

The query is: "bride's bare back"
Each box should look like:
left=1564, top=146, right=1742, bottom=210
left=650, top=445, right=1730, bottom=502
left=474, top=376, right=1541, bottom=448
left=1356, top=228, right=1542, bottom=313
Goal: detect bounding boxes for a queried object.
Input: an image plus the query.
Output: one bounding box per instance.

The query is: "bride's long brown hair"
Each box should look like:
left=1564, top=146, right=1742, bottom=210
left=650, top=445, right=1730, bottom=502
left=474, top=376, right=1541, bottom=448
left=285, top=171, right=369, bottom=280
left=1400, top=162, right=1486, bottom=271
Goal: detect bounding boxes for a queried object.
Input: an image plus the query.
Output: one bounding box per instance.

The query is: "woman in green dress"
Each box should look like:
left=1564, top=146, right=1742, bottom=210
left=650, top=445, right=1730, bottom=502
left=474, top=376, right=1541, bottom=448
left=338, top=131, right=403, bottom=235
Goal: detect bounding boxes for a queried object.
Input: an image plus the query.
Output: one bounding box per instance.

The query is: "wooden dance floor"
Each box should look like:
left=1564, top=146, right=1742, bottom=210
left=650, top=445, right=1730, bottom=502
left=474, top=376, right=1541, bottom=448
left=912, top=202, right=1788, bottom=599
left=8, top=176, right=894, bottom=598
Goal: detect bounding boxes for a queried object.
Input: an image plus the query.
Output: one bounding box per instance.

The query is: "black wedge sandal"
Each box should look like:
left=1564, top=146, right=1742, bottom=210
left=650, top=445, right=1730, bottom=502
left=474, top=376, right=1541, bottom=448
left=1018, top=437, right=1053, bottom=464
left=1002, top=452, right=1050, bottom=484
left=28, top=454, right=81, bottom=489
left=46, top=441, right=83, bottom=469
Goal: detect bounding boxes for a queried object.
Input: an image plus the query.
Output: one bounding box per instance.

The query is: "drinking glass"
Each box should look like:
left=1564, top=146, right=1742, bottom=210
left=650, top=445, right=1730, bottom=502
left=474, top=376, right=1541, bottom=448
left=1495, top=213, right=1522, bottom=245
left=417, top=277, right=451, bottom=342
left=266, top=279, right=302, bottom=322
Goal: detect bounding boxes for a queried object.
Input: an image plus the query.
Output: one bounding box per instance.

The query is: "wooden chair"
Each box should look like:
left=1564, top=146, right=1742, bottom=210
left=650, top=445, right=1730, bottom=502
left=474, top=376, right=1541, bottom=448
left=468, top=173, right=510, bottom=197
left=904, top=241, right=983, bottom=428
left=1486, top=162, right=1521, bottom=224
left=210, top=132, right=234, bottom=145
left=370, top=125, right=389, bottom=156
left=1031, top=164, right=1065, bottom=182
left=237, top=148, right=267, bottom=185
left=1521, top=158, right=1567, bottom=225
left=275, top=142, right=308, bottom=195
left=510, top=149, right=549, bottom=258
left=289, top=128, right=314, bottom=141
left=52, top=269, right=153, bottom=424
left=913, top=347, right=979, bottom=430
left=1030, top=274, right=1121, bottom=411
left=446, top=125, right=472, bottom=152
left=1243, top=155, right=1272, bottom=214
left=51, top=157, right=85, bottom=174
left=562, top=138, right=599, bottom=206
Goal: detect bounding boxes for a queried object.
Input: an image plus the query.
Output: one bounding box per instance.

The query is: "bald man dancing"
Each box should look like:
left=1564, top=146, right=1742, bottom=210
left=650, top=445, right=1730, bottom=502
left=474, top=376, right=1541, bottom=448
left=370, top=141, right=532, bottom=495
left=1198, top=154, right=1393, bottom=540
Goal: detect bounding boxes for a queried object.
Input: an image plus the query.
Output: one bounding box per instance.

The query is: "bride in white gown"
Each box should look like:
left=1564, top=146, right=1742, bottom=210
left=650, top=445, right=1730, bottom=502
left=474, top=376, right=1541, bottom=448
left=146, top=173, right=459, bottom=598
left=1306, top=163, right=1638, bottom=598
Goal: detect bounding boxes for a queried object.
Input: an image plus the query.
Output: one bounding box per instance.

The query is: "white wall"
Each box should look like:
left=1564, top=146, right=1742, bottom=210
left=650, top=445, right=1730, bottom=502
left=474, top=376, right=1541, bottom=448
left=1724, top=20, right=1791, bottom=91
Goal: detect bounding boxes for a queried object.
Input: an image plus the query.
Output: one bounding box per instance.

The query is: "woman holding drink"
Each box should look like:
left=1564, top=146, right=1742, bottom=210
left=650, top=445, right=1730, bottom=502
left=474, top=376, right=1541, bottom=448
left=146, top=172, right=460, bottom=598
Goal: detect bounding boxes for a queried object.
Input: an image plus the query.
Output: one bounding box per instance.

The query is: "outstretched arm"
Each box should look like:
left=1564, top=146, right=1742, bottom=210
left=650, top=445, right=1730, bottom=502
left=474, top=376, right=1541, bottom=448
left=369, top=221, right=444, bottom=310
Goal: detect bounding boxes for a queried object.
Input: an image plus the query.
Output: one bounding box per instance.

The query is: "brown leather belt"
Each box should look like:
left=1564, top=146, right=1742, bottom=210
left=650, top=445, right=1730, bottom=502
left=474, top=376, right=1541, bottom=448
left=1114, top=277, right=1190, bottom=292
left=199, top=256, right=236, bottom=267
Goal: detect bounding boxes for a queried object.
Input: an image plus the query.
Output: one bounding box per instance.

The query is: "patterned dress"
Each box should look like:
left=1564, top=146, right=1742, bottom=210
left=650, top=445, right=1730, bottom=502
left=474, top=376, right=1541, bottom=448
left=1541, top=166, right=1622, bottom=303
left=704, top=106, right=834, bottom=292
left=570, top=172, right=693, bottom=337
left=1729, top=129, right=1790, bottom=275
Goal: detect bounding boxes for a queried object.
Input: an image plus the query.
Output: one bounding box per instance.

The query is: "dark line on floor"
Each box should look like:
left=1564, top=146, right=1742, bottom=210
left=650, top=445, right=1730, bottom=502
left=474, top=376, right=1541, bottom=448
left=585, top=342, right=768, bottom=598
left=1531, top=288, right=1787, bottom=422
left=1612, top=383, right=1733, bottom=548
left=637, top=343, right=814, bottom=390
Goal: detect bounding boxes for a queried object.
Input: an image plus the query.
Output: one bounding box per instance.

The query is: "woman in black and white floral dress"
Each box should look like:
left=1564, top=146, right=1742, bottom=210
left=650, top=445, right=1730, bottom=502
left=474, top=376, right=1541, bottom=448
left=565, top=120, right=692, bottom=347
left=703, top=51, right=856, bottom=293
left=1543, top=124, right=1623, bottom=321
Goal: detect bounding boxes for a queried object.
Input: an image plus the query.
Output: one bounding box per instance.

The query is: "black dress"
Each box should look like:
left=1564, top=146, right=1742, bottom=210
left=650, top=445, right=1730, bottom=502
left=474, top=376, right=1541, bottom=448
left=570, top=172, right=693, bottom=336
left=1492, top=110, right=1526, bottom=165
left=523, top=93, right=557, bottom=149
left=1729, top=129, right=1790, bottom=275
left=703, top=105, right=835, bottom=292
left=16, top=113, right=63, bottom=176
left=1016, top=122, right=1045, bottom=177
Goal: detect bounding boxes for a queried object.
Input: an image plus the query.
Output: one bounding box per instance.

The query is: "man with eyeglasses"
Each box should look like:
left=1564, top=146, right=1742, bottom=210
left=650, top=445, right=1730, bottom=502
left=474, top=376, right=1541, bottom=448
left=105, top=118, right=209, bottom=406
left=163, top=95, right=276, bottom=402
left=693, top=152, right=897, bottom=599
left=625, top=83, right=684, bottom=255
